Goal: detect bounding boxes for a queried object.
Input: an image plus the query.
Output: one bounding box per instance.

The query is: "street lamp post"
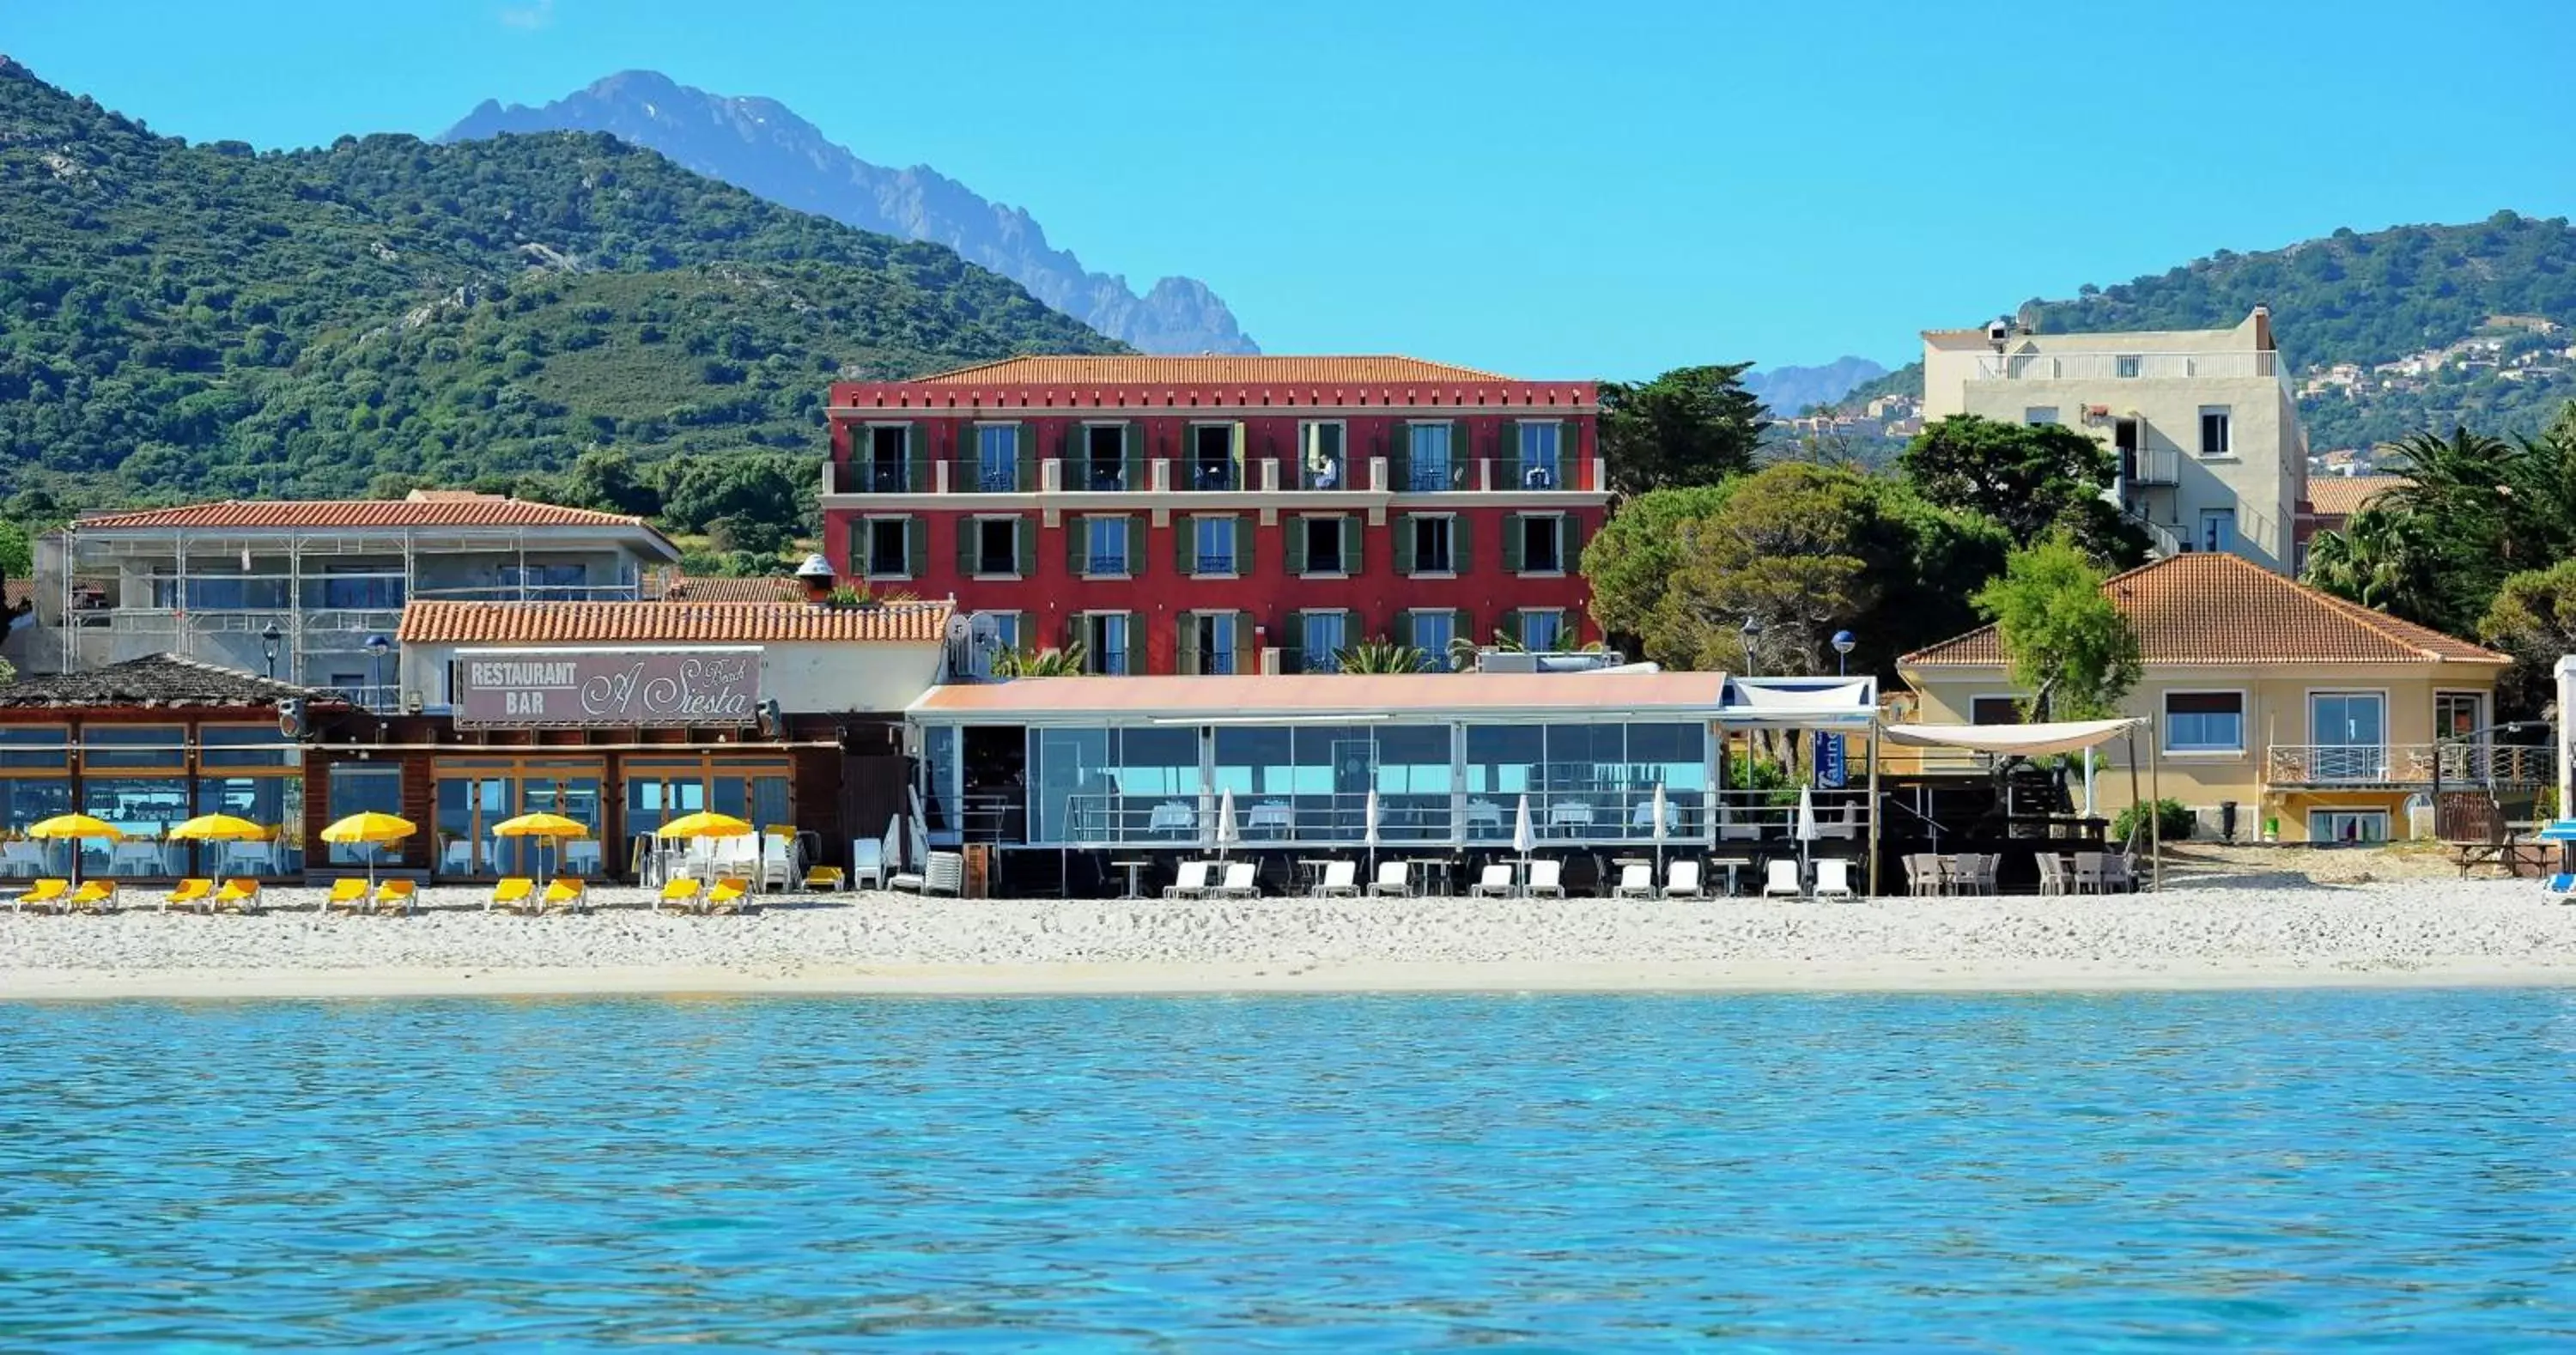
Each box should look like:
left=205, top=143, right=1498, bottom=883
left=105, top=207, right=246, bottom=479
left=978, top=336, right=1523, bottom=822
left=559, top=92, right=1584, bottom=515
left=259, top=622, right=282, bottom=682
left=365, top=634, right=390, bottom=709
left=1739, top=617, right=1762, bottom=679
left=1832, top=629, right=1856, bottom=678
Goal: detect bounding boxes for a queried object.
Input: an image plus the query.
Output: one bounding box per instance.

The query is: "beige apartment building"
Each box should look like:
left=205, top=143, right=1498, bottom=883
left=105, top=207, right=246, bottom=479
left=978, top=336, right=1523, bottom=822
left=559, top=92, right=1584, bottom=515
left=1923, top=307, right=2306, bottom=574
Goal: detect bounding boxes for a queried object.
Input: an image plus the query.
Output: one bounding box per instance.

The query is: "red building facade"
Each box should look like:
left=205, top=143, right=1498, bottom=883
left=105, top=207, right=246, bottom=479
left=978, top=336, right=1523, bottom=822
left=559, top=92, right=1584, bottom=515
left=822, top=356, right=1607, bottom=674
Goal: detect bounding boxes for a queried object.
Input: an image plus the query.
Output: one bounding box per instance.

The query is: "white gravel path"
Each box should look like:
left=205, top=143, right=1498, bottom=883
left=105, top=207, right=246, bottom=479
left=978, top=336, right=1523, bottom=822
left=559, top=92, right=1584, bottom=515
left=6, top=876, right=2576, bottom=996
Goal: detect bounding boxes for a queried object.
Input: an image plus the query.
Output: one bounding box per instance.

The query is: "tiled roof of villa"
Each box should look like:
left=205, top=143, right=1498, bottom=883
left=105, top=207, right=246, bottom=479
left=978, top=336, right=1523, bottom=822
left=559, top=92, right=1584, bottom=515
left=1901, top=552, right=2506, bottom=667
left=399, top=599, right=952, bottom=645
left=659, top=575, right=799, bottom=602
left=73, top=495, right=659, bottom=533
left=2304, top=475, right=2409, bottom=519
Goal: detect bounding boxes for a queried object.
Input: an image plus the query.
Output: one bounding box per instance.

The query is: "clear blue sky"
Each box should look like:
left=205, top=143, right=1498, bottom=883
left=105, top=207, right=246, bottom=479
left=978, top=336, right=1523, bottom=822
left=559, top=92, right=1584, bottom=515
left=8, top=1, right=2573, bottom=379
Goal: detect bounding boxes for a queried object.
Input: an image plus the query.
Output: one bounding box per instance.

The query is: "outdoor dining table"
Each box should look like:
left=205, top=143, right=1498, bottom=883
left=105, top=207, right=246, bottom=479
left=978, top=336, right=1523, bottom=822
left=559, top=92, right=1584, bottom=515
left=1707, top=854, right=1753, bottom=896
left=1110, top=858, right=1152, bottom=900
left=1405, top=857, right=1456, bottom=897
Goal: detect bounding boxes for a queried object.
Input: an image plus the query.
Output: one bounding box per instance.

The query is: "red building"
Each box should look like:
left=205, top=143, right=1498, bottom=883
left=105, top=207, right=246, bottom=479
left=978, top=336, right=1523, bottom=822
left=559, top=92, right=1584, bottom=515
left=822, top=355, right=1606, bottom=674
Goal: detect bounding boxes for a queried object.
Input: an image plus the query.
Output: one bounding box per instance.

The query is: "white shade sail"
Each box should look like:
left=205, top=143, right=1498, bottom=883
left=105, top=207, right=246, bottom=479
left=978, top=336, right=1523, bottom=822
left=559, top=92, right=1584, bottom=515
left=1878, top=718, right=2144, bottom=757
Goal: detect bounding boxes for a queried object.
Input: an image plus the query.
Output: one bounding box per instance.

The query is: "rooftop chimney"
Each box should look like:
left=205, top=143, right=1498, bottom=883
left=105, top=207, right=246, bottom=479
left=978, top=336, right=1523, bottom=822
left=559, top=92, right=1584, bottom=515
left=793, top=552, right=836, bottom=604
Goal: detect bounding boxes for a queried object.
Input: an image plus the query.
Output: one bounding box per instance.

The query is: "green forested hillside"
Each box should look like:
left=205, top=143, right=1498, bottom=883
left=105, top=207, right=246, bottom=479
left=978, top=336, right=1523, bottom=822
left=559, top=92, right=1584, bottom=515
left=0, top=58, right=1115, bottom=505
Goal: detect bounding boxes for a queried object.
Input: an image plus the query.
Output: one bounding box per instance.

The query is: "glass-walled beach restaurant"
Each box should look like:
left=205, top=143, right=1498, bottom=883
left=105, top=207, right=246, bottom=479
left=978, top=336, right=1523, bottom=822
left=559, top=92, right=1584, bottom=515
left=906, top=671, right=1879, bottom=894
left=0, top=655, right=329, bottom=880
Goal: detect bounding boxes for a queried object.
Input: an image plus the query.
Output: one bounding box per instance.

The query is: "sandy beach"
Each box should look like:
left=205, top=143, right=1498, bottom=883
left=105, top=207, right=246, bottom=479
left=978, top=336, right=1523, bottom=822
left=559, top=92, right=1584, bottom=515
left=6, top=867, right=2575, bottom=1000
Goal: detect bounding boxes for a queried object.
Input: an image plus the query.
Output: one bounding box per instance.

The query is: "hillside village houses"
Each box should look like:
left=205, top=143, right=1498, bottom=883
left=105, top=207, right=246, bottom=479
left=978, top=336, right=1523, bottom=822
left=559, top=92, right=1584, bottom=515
left=0, top=329, right=2548, bottom=895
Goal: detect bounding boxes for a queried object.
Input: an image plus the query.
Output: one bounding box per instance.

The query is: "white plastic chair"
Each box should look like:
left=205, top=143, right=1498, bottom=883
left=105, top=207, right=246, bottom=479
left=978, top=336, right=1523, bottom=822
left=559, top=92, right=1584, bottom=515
left=1212, top=861, right=1258, bottom=899
left=1905, top=854, right=1943, bottom=896
left=1662, top=860, right=1704, bottom=900
left=1526, top=859, right=1564, bottom=899
left=1761, top=860, right=1803, bottom=899
left=1468, top=864, right=1514, bottom=898
left=1164, top=860, right=1213, bottom=900
left=921, top=851, right=963, bottom=897
left=848, top=837, right=886, bottom=891
left=2072, top=852, right=2106, bottom=895
left=1369, top=860, right=1410, bottom=897
left=1311, top=860, right=1359, bottom=898
left=1610, top=863, right=1654, bottom=900
left=1814, top=858, right=1856, bottom=902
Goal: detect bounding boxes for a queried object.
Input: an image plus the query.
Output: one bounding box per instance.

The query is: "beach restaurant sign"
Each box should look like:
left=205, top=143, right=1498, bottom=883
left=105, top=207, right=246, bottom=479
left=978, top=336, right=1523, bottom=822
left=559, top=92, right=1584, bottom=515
left=453, top=647, right=762, bottom=728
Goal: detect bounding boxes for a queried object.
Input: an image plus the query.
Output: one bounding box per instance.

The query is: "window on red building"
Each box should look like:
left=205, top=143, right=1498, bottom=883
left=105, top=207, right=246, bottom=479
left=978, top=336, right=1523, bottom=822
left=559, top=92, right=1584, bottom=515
left=1408, top=515, right=1455, bottom=574
left=1084, top=425, right=1128, bottom=491
left=1301, top=517, right=1347, bottom=577
left=865, top=519, right=913, bottom=579
left=1515, top=514, right=1564, bottom=574
left=974, top=519, right=1021, bottom=577
left=1189, top=425, right=1238, bottom=491
left=1300, top=422, right=1346, bottom=489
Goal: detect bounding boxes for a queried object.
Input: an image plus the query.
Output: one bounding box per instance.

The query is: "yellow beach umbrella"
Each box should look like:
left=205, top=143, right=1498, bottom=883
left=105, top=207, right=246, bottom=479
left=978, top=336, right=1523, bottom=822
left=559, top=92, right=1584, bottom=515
left=492, top=812, right=588, bottom=879
left=321, top=811, right=418, bottom=891
left=655, top=811, right=753, bottom=839
left=168, top=813, right=267, bottom=842
left=26, top=813, right=124, bottom=887
left=169, top=813, right=270, bottom=878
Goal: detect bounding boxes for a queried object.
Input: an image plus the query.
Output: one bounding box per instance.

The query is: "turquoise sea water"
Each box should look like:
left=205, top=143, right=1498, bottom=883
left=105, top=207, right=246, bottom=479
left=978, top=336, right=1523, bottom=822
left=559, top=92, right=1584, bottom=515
left=3, top=992, right=2574, bottom=1350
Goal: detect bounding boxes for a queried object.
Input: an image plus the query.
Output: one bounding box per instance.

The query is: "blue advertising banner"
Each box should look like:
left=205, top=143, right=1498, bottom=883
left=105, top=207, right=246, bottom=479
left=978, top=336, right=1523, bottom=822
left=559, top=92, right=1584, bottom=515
left=1814, top=731, right=1848, bottom=789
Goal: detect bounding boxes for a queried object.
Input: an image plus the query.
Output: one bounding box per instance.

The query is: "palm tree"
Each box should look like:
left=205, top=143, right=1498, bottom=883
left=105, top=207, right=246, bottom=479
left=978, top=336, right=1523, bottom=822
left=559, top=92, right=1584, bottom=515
left=993, top=642, right=1086, bottom=678
left=1336, top=637, right=1432, bottom=674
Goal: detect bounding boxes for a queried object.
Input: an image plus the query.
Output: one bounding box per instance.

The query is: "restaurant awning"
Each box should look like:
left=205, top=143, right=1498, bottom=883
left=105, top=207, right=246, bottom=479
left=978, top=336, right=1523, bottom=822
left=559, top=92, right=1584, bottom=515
left=1876, top=717, right=2144, bottom=756
left=1718, top=677, right=1878, bottom=731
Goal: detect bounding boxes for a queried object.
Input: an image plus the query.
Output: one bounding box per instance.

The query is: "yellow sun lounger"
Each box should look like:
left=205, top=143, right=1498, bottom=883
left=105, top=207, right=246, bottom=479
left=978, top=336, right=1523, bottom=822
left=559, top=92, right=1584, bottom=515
left=67, top=880, right=113, bottom=914
left=162, top=878, right=215, bottom=913
left=489, top=878, right=538, bottom=914
left=211, top=878, right=261, bottom=914
left=704, top=877, right=752, bottom=915
left=803, top=866, right=846, bottom=891
left=374, top=879, right=416, bottom=915
left=657, top=878, right=705, bottom=914
left=17, top=878, right=70, bottom=914
left=325, top=878, right=371, bottom=914
left=541, top=878, right=586, bottom=914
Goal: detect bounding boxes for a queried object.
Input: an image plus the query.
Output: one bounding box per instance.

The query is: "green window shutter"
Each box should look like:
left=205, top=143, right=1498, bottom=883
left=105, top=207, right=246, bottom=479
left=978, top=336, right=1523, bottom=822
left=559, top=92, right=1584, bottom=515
left=1124, top=422, right=1146, bottom=490
left=1498, top=610, right=1522, bottom=648
left=1287, top=611, right=1308, bottom=662
left=1451, top=514, right=1470, bottom=575
left=1395, top=513, right=1417, bottom=575
left=956, top=518, right=977, bottom=577
left=1234, top=611, right=1255, bottom=673
left=1178, top=518, right=1196, bottom=575
left=1503, top=513, right=1525, bottom=573
left=1067, top=517, right=1086, bottom=575
left=906, top=516, right=926, bottom=580
left=1126, top=612, right=1147, bottom=675
left=1064, top=611, right=1080, bottom=654
left=1340, top=514, right=1360, bottom=575
left=1396, top=610, right=1416, bottom=649
left=1127, top=515, right=1145, bottom=577
left=1449, top=609, right=1470, bottom=664
left=1499, top=420, right=1519, bottom=481
left=1178, top=615, right=1200, bottom=675
left=1391, top=422, right=1412, bottom=492
left=1232, top=517, right=1249, bottom=574
left=1017, top=519, right=1034, bottom=577
left=1014, top=423, right=1035, bottom=490
left=1565, top=513, right=1586, bottom=571
left=906, top=428, right=928, bottom=491
left=1287, top=517, right=1309, bottom=575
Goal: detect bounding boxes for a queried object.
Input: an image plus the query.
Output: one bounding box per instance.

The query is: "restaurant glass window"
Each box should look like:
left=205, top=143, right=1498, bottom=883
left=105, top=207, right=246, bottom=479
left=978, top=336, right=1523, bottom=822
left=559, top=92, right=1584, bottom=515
left=1033, top=727, right=1112, bottom=844
left=325, top=765, right=404, bottom=866
left=197, top=725, right=296, bottom=768
left=1291, top=725, right=1373, bottom=840
left=626, top=775, right=707, bottom=847
left=0, top=778, right=73, bottom=878
left=196, top=775, right=303, bottom=877
left=0, top=727, right=70, bottom=770
left=1372, top=725, right=1453, bottom=842
left=435, top=775, right=515, bottom=877
left=1112, top=726, right=1200, bottom=841
left=82, top=726, right=186, bottom=770
left=82, top=777, right=187, bottom=877
left=1211, top=726, right=1292, bottom=842
left=1537, top=724, right=1622, bottom=838
left=710, top=774, right=793, bottom=835
left=1624, top=722, right=1708, bottom=837
left=1464, top=725, right=1543, bottom=841
left=516, top=774, right=607, bottom=877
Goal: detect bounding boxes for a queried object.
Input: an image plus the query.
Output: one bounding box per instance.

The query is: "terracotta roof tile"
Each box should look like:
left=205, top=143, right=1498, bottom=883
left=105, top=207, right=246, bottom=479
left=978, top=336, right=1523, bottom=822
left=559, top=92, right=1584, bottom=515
left=399, top=599, right=951, bottom=645
left=2304, top=475, right=2409, bottom=519
left=659, top=575, right=799, bottom=602
left=73, top=498, right=665, bottom=533
left=1902, top=553, right=2505, bottom=667
left=906, top=355, right=1516, bottom=386
left=0, top=653, right=337, bottom=708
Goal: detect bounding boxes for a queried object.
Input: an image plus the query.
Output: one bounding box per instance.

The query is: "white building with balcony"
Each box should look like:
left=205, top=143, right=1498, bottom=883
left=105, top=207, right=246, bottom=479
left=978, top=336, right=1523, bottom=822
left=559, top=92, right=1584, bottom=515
left=15, top=492, right=681, bottom=711
left=1922, top=307, right=2306, bottom=574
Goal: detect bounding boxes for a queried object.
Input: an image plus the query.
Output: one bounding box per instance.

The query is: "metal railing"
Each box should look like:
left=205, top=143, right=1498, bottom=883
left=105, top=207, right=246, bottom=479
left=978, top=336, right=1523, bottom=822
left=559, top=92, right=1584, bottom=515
left=822, top=455, right=1608, bottom=497
left=1023, top=787, right=1869, bottom=849
left=2258, top=744, right=2537, bottom=786
left=1971, top=351, right=2282, bottom=381
left=2126, top=446, right=2182, bottom=486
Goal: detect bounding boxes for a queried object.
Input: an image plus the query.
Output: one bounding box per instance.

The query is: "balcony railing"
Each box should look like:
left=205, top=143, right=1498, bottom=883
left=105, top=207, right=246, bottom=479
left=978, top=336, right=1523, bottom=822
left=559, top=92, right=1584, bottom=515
left=1084, top=554, right=1130, bottom=577
left=2266, top=744, right=2550, bottom=788
left=1971, top=351, right=2282, bottom=381
left=2124, top=447, right=2181, bottom=486
left=826, top=454, right=1608, bottom=496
